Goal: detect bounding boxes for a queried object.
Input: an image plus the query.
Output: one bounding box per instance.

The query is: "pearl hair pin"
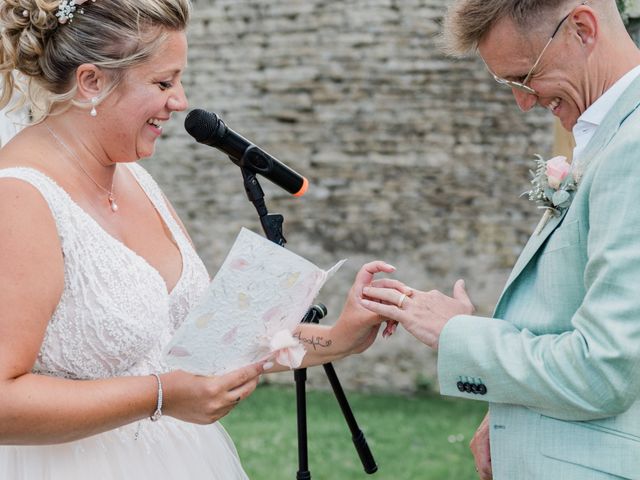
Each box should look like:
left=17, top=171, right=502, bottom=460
left=56, top=0, right=96, bottom=25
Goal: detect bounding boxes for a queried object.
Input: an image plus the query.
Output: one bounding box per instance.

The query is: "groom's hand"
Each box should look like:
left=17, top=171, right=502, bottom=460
left=332, top=260, right=404, bottom=354
left=361, top=279, right=475, bottom=349
left=471, top=412, right=492, bottom=479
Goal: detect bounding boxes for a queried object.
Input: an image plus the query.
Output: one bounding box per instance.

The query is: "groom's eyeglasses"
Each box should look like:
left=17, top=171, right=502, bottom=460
left=484, top=1, right=587, bottom=96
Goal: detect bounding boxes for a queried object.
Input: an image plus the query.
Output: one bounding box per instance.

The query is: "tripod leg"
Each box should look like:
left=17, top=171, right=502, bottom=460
left=294, top=368, right=312, bottom=480
left=323, top=363, right=378, bottom=474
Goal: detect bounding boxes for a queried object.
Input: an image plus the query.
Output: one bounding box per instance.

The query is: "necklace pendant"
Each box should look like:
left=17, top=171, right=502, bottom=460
left=109, top=195, right=119, bottom=213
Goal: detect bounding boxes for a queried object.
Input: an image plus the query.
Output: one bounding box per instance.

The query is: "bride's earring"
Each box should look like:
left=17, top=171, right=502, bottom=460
left=90, top=97, right=98, bottom=117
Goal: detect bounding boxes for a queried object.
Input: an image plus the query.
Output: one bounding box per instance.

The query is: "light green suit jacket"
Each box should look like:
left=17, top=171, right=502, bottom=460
left=438, top=76, right=640, bottom=479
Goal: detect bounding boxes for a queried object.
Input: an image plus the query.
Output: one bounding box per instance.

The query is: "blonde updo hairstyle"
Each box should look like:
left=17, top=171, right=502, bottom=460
left=0, top=0, right=191, bottom=120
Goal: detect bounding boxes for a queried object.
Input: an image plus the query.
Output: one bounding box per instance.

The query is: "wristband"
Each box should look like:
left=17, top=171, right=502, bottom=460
left=150, top=373, right=163, bottom=422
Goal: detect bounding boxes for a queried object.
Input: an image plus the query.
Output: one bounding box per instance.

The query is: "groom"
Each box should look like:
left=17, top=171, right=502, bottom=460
left=362, top=1, right=640, bottom=478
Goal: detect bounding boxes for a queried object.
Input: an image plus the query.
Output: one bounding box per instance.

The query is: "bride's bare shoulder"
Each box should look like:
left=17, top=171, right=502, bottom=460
left=0, top=138, right=64, bottom=295
left=0, top=125, right=60, bottom=169
left=0, top=131, right=61, bottom=232
left=0, top=166, right=59, bottom=230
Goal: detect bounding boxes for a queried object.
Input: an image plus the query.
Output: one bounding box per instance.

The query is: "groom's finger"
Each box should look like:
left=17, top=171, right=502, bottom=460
left=370, top=278, right=413, bottom=294
left=452, top=279, right=475, bottom=313
left=362, top=286, right=407, bottom=306
left=359, top=297, right=403, bottom=320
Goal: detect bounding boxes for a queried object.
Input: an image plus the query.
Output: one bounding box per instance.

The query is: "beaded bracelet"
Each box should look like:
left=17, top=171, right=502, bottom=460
left=150, top=373, right=163, bottom=422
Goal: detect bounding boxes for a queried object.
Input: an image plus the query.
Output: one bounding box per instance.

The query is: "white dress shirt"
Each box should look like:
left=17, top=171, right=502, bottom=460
left=572, top=64, right=640, bottom=162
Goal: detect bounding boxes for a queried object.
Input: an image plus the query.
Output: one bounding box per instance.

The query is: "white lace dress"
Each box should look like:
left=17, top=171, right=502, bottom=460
left=0, top=165, right=249, bottom=480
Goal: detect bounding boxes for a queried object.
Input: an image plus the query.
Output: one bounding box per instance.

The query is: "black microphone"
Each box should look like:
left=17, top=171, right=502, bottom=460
left=184, top=109, right=308, bottom=197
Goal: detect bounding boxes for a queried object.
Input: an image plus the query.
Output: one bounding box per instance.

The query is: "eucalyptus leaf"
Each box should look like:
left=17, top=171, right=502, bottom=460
left=552, top=189, right=570, bottom=207
left=544, top=187, right=556, bottom=199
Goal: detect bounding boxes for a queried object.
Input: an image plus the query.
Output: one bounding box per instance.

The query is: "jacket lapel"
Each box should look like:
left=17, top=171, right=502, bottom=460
left=493, top=73, right=640, bottom=316
left=494, top=207, right=569, bottom=313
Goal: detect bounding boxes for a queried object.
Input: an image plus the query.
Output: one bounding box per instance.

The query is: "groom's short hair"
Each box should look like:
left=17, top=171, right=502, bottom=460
left=442, top=0, right=573, bottom=56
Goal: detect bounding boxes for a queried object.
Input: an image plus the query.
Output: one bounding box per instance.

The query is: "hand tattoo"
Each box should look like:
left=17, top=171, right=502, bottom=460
left=294, top=333, right=332, bottom=351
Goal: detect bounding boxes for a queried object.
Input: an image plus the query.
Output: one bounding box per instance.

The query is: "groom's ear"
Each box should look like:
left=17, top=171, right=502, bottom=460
left=571, top=5, right=598, bottom=53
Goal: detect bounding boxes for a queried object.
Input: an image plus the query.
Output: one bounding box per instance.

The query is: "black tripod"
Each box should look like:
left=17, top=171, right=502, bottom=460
left=238, top=166, right=378, bottom=479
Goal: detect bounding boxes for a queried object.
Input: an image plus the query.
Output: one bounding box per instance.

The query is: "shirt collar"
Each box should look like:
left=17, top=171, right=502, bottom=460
left=577, top=64, right=640, bottom=128
left=571, top=64, right=640, bottom=161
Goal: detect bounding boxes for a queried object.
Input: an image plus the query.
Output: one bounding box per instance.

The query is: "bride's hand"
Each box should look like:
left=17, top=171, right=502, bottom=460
left=161, top=363, right=264, bottom=424
left=330, top=261, right=411, bottom=355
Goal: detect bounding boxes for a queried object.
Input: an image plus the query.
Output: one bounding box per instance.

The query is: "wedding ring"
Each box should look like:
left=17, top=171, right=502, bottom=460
left=397, top=294, right=407, bottom=309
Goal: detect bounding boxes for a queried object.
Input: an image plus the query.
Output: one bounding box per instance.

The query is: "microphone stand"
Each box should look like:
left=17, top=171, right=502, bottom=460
left=238, top=165, right=378, bottom=478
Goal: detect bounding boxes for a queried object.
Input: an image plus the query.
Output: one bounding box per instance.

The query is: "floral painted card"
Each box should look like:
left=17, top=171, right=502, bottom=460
left=163, top=227, right=345, bottom=375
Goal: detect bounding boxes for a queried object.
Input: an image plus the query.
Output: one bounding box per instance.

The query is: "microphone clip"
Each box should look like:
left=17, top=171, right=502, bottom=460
left=240, top=166, right=286, bottom=247
left=301, top=304, right=328, bottom=324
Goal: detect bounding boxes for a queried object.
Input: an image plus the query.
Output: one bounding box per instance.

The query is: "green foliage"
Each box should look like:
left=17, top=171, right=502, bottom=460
left=222, top=384, right=488, bottom=480
left=618, top=0, right=634, bottom=22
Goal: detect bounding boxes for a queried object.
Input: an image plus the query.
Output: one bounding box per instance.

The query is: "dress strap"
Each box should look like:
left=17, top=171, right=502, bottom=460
left=126, top=163, right=192, bottom=251
left=0, top=167, right=75, bottom=237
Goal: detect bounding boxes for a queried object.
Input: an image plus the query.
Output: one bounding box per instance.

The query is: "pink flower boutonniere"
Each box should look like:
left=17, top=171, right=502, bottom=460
left=524, top=154, right=577, bottom=235
left=546, top=155, right=571, bottom=189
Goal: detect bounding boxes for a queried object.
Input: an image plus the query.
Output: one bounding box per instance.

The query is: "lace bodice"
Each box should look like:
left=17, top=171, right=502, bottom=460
left=0, top=165, right=210, bottom=379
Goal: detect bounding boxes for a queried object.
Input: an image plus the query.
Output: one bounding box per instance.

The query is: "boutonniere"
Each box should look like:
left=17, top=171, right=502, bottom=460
left=523, top=154, right=576, bottom=235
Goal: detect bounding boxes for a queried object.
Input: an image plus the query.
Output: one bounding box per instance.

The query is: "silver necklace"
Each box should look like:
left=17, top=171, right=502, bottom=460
left=45, top=124, right=119, bottom=213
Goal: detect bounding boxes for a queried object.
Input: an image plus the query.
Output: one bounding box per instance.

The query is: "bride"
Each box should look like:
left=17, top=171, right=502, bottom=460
left=0, top=1, right=406, bottom=478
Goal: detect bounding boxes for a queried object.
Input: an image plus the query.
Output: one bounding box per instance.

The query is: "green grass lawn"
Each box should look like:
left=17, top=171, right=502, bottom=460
left=222, top=383, right=488, bottom=480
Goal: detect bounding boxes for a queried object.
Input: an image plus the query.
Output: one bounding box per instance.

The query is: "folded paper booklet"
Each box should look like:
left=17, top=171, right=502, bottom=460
left=163, top=227, right=346, bottom=375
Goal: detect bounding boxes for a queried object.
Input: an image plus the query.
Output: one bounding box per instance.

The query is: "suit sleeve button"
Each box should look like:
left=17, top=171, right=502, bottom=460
left=478, top=384, right=487, bottom=395
left=463, top=382, right=472, bottom=392
left=457, top=381, right=465, bottom=392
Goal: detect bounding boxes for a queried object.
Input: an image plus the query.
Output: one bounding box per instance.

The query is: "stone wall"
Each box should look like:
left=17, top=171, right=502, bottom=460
left=143, top=0, right=555, bottom=392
